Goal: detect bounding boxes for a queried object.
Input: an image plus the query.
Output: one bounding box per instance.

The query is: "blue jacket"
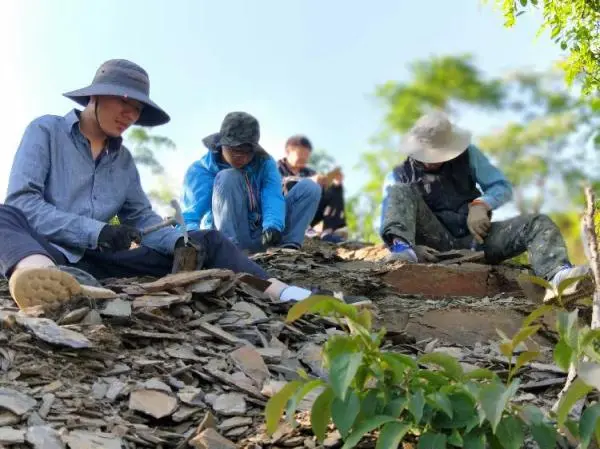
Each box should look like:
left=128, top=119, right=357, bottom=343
left=181, top=148, right=286, bottom=232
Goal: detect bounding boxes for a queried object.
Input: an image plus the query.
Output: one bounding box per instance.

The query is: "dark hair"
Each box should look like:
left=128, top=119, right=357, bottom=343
left=285, top=135, right=313, bottom=151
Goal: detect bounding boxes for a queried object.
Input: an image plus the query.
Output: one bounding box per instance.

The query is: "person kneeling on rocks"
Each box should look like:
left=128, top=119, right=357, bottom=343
left=1, top=59, right=367, bottom=310
left=379, top=110, right=590, bottom=293
left=181, top=112, right=321, bottom=253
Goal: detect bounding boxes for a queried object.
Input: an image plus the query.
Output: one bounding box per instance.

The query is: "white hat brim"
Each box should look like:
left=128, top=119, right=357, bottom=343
left=400, top=126, right=472, bottom=163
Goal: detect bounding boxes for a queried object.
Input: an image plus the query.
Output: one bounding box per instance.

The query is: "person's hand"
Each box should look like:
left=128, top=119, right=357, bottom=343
left=467, top=202, right=491, bottom=244
left=175, top=238, right=206, bottom=270
left=262, top=228, right=282, bottom=247
left=98, top=225, right=141, bottom=251
left=414, top=245, right=440, bottom=263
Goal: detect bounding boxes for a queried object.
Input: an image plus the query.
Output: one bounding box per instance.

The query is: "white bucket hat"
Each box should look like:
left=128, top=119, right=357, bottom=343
left=400, top=110, right=472, bottom=163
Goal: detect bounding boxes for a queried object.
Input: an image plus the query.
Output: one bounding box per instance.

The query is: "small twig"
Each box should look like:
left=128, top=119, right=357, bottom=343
left=584, top=186, right=600, bottom=328
left=553, top=186, right=600, bottom=415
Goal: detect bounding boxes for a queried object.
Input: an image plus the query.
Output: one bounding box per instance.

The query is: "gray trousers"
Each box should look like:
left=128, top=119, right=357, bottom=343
left=381, top=184, right=571, bottom=280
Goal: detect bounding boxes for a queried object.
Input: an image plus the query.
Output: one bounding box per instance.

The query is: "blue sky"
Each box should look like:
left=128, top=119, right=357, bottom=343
left=0, top=0, right=563, bottom=212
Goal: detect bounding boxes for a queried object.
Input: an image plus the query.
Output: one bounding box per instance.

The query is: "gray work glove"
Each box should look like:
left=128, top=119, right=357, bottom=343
left=414, top=245, right=440, bottom=263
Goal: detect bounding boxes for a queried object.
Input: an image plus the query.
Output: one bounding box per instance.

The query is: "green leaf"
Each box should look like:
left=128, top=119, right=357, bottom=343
left=376, top=421, right=410, bottom=449
left=514, top=350, right=540, bottom=371
left=510, top=325, right=541, bottom=349
left=463, top=429, right=485, bottom=449
left=496, top=415, right=525, bottom=449
left=408, top=389, right=426, bottom=423
left=418, top=352, right=464, bottom=381
left=381, top=351, right=418, bottom=370
left=341, top=415, right=397, bottom=449
left=416, top=370, right=453, bottom=387
left=557, top=276, right=587, bottom=296
left=556, top=378, right=593, bottom=426
left=518, top=274, right=553, bottom=291
left=553, top=338, right=574, bottom=371
left=478, top=380, right=520, bottom=432
left=331, top=390, right=360, bottom=438
left=427, top=392, right=453, bottom=418
left=329, top=351, right=364, bottom=400
left=432, top=392, right=478, bottom=430
left=265, top=380, right=302, bottom=435
left=359, top=389, right=381, bottom=421
left=557, top=309, right=579, bottom=347
left=464, top=368, right=499, bottom=381
left=522, top=304, right=554, bottom=327
left=383, top=396, right=407, bottom=417
left=521, top=405, right=557, bottom=449
left=519, top=0, right=527, bottom=7
left=286, top=380, right=324, bottom=426
left=579, top=403, right=600, bottom=449
left=355, top=308, right=373, bottom=330
left=578, top=361, right=600, bottom=390
left=499, top=342, right=513, bottom=358
left=310, top=386, right=334, bottom=442
left=418, top=431, right=447, bottom=449
left=286, top=295, right=357, bottom=323
left=581, top=329, right=600, bottom=349
left=447, top=429, right=463, bottom=447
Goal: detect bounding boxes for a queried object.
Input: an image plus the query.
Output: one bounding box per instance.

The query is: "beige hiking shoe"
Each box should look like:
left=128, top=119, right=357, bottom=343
left=9, top=267, right=117, bottom=311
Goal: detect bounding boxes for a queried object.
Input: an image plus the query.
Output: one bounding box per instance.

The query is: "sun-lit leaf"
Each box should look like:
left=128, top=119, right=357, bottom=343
left=478, top=380, right=520, bottom=432
left=376, top=421, right=411, bottom=449
left=557, top=275, right=587, bottom=296
left=579, top=403, right=600, bottom=449
left=418, top=431, right=447, bottom=449
left=520, top=405, right=557, bottom=449
left=355, top=308, right=373, bottom=331
left=496, top=415, right=525, bottom=449
left=518, top=274, right=553, bottom=291
left=556, top=378, right=593, bottom=426
left=329, top=352, right=364, bottom=401
left=418, top=352, right=464, bottom=381
left=265, top=380, right=302, bottom=435
left=522, top=304, right=554, bottom=327
left=510, top=325, right=541, bottom=349
left=285, top=380, right=325, bottom=426
left=341, top=416, right=398, bottom=449
left=408, top=389, right=426, bottom=423
left=332, top=390, right=360, bottom=438
left=581, top=329, right=600, bottom=349
left=416, top=370, right=453, bottom=387
left=286, top=295, right=358, bottom=323
left=515, top=350, right=540, bottom=371
left=499, top=342, right=513, bottom=358
left=553, top=338, right=574, bottom=371
left=310, top=387, right=334, bottom=442
left=464, top=368, right=500, bottom=381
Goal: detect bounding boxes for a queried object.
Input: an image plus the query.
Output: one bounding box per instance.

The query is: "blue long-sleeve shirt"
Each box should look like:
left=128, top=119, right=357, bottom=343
left=5, top=110, right=182, bottom=263
left=379, top=144, right=513, bottom=234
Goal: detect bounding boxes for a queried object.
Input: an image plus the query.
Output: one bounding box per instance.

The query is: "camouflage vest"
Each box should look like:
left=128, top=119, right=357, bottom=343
left=393, top=150, right=481, bottom=238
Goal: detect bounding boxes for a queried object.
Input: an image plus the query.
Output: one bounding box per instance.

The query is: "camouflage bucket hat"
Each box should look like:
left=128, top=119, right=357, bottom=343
left=202, top=112, right=267, bottom=155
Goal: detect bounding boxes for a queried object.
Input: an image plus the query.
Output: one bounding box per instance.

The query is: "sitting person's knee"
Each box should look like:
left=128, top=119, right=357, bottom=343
left=295, top=178, right=322, bottom=201
left=0, top=204, right=28, bottom=222
left=214, top=168, right=244, bottom=189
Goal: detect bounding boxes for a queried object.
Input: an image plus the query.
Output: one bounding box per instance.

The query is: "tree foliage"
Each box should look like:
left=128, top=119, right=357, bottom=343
left=485, top=0, right=600, bottom=94
left=126, top=127, right=178, bottom=211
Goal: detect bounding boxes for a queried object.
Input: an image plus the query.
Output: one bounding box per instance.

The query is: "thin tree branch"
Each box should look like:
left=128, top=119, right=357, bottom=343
left=584, top=186, right=600, bottom=328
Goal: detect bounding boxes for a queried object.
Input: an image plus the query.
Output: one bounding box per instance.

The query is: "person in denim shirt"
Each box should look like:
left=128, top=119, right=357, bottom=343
left=380, top=111, right=590, bottom=292
left=0, top=59, right=340, bottom=310
left=181, top=112, right=321, bottom=253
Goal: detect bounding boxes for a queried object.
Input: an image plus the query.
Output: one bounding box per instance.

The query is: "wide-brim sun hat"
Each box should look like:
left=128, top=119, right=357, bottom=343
left=63, top=59, right=170, bottom=127
left=400, top=110, right=472, bottom=163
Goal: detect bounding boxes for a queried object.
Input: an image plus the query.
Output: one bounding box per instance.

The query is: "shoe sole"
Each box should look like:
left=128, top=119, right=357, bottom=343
left=9, top=268, right=117, bottom=310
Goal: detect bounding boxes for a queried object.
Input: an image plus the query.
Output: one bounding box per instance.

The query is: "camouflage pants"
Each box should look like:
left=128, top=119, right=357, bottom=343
left=381, top=184, right=571, bottom=280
